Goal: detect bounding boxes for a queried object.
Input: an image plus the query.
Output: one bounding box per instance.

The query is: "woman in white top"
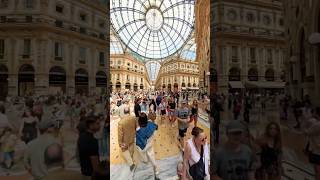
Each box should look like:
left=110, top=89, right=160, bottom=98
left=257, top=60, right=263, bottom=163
left=182, top=127, right=210, bottom=180
left=159, top=99, right=167, bottom=125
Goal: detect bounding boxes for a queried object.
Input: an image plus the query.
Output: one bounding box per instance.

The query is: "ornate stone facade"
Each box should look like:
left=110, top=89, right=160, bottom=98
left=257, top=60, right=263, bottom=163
left=283, top=0, right=320, bottom=105
left=110, top=54, right=151, bottom=92
left=0, top=0, right=107, bottom=96
left=212, top=0, right=286, bottom=94
left=155, top=58, right=199, bottom=91
left=195, top=0, right=210, bottom=94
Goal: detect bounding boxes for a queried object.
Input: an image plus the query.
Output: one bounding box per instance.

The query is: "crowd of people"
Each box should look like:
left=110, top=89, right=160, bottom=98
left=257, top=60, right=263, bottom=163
left=110, top=90, right=211, bottom=180
left=211, top=92, right=320, bottom=180
left=0, top=89, right=319, bottom=180
left=0, top=94, right=109, bottom=180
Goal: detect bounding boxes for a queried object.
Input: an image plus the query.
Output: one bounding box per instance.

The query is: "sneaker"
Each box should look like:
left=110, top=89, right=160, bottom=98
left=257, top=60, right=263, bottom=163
left=130, top=164, right=136, bottom=171
left=153, top=166, right=160, bottom=175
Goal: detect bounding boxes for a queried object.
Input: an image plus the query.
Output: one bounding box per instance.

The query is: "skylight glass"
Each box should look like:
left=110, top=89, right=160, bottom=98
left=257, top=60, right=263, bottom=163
left=146, top=61, right=161, bottom=81
left=110, top=0, right=195, bottom=60
left=179, top=36, right=196, bottom=61
left=110, top=30, right=124, bottom=54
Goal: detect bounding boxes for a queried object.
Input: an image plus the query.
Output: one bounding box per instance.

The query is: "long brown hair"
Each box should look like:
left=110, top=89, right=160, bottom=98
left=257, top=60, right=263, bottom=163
left=263, top=121, right=282, bottom=150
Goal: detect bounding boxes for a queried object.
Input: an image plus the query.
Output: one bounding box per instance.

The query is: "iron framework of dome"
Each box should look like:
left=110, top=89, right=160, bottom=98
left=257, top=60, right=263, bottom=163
left=110, top=0, right=195, bottom=60
left=179, top=35, right=196, bottom=61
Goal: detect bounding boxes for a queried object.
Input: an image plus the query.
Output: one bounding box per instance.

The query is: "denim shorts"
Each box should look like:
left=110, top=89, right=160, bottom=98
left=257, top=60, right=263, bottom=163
left=3, top=151, right=14, bottom=161
left=168, top=110, right=175, bottom=116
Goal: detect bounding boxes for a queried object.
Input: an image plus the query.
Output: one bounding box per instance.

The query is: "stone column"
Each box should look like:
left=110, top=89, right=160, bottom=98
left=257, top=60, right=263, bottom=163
left=8, top=37, right=18, bottom=96
left=34, top=38, right=49, bottom=96
left=88, top=48, right=96, bottom=95
left=67, top=43, right=75, bottom=96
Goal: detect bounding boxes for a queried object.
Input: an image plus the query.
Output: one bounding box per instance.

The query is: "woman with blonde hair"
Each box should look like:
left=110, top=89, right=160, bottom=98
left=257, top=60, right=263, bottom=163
left=182, top=126, right=209, bottom=180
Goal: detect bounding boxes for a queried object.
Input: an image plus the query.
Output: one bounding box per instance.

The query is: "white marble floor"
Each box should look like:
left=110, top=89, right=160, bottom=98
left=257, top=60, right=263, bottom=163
left=111, top=155, right=182, bottom=180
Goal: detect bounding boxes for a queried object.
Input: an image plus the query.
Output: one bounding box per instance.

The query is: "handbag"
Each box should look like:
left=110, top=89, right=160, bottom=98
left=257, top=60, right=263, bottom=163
left=189, top=145, right=206, bottom=180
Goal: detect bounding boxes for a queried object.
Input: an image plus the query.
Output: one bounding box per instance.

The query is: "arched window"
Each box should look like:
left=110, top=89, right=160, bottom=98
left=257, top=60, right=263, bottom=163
left=229, top=67, right=240, bottom=81
left=248, top=68, right=258, bottom=81
left=265, top=69, right=275, bottom=81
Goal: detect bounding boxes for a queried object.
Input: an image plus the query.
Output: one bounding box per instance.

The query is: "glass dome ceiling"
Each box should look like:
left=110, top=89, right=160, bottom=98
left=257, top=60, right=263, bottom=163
left=110, top=0, right=195, bottom=60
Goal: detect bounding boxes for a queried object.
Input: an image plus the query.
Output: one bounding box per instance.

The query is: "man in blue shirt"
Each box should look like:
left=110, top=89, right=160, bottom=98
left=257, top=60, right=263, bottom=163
left=136, top=113, right=159, bottom=178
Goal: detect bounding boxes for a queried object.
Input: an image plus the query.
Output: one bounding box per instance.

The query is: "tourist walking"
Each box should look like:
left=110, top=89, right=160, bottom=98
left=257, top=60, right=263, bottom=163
left=182, top=127, right=210, bottom=180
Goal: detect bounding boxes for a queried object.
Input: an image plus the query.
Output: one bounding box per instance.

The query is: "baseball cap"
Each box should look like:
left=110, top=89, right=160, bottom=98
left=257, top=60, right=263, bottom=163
left=39, top=118, right=58, bottom=130
left=226, top=120, right=246, bottom=133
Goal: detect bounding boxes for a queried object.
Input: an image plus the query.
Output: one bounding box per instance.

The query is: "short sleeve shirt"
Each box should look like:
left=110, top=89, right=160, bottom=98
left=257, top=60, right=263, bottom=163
left=78, top=131, right=99, bottom=176
left=177, top=107, right=190, bottom=130
left=212, top=144, right=254, bottom=180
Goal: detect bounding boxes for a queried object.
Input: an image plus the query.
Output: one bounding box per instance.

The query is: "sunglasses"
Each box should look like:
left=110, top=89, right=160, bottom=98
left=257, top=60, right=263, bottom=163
left=201, top=136, right=207, bottom=142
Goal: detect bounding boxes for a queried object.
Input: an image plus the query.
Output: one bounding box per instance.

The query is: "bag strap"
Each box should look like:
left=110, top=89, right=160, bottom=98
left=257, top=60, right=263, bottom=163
left=201, top=145, right=206, bottom=176
left=200, top=145, right=204, bottom=158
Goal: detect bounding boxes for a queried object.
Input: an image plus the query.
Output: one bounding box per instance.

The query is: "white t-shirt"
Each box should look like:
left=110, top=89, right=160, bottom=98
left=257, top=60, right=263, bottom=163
left=159, top=103, right=166, bottom=110
left=187, top=138, right=210, bottom=179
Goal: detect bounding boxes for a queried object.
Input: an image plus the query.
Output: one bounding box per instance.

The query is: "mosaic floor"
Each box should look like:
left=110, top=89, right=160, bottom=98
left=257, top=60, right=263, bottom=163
left=110, top=114, right=210, bottom=165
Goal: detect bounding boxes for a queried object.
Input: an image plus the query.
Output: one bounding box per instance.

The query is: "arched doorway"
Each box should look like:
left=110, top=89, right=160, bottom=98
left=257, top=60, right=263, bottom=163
left=96, top=71, right=107, bottom=95
left=173, top=83, right=178, bottom=91
left=265, top=69, right=275, bottom=81
left=193, top=83, right=196, bottom=87
left=162, top=84, right=166, bottom=89
left=229, top=67, right=241, bottom=81
left=116, top=82, right=121, bottom=91
left=18, top=64, right=35, bottom=96
left=248, top=68, right=258, bottom=81
left=0, top=64, right=8, bottom=99
left=168, top=84, right=172, bottom=91
left=49, top=66, right=66, bottom=94
left=110, top=82, right=113, bottom=91
left=75, top=68, right=88, bottom=95
left=125, top=82, right=131, bottom=90
left=140, top=84, right=143, bottom=89
left=187, top=83, right=191, bottom=87
left=182, top=82, right=186, bottom=87
left=133, top=83, right=138, bottom=91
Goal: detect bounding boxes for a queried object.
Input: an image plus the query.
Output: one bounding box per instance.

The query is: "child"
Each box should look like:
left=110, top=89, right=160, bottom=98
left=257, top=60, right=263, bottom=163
left=0, top=127, right=18, bottom=169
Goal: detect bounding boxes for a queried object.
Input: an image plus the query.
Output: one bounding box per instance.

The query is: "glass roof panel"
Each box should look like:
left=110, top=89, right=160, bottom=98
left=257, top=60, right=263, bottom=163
left=110, top=30, right=124, bottom=54
left=179, top=34, right=196, bottom=61
left=110, top=0, right=195, bottom=60
left=146, top=61, right=161, bottom=81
